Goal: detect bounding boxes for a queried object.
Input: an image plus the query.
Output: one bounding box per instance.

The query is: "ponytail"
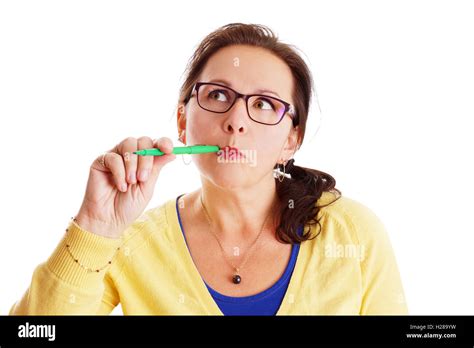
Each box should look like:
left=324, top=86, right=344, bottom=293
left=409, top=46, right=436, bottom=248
left=274, top=159, right=341, bottom=244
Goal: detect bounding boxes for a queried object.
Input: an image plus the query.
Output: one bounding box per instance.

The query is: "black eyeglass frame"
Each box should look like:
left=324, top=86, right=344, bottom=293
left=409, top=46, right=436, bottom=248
left=189, top=82, right=298, bottom=127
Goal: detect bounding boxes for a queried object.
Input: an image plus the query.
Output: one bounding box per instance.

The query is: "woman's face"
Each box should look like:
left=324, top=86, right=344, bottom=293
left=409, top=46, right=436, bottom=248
left=178, top=44, right=299, bottom=189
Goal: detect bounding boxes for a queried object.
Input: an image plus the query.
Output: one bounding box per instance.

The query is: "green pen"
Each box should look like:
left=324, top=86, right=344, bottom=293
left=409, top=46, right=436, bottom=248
left=133, top=145, right=220, bottom=156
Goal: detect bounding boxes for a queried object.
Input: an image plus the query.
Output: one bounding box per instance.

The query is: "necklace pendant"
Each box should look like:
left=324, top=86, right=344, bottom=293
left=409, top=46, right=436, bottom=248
left=232, top=274, right=241, bottom=284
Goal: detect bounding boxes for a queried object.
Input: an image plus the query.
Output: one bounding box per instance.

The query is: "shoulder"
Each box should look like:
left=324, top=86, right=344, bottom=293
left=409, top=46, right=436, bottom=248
left=313, top=191, right=391, bottom=250
left=314, top=192, right=407, bottom=314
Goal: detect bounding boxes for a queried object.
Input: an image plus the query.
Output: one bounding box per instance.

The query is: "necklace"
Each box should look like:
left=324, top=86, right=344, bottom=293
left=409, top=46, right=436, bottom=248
left=199, top=193, right=273, bottom=285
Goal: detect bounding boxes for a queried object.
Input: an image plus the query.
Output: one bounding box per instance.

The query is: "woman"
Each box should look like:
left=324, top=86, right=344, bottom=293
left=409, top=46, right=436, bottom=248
left=10, top=23, right=407, bottom=315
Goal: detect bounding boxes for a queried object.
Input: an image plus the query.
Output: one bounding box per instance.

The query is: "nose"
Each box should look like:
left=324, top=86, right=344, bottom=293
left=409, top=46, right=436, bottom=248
left=223, top=98, right=248, bottom=134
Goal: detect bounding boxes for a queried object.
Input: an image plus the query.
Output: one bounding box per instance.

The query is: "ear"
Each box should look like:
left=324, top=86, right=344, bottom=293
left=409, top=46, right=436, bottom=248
left=280, top=126, right=300, bottom=163
left=177, top=104, right=187, bottom=145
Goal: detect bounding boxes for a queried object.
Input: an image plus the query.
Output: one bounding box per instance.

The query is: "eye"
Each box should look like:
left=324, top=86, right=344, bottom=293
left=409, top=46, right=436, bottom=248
left=208, top=89, right=229, bottom=102
left=253, top=97, right=275, bottom=111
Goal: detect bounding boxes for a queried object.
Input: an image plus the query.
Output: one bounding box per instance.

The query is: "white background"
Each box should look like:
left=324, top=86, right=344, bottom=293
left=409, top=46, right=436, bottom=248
left=1, top=0, right=473, bottom=315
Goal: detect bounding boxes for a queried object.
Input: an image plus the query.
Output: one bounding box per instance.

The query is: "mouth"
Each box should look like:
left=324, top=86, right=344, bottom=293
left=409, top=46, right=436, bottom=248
left=217, top=145, right=246, bottom=159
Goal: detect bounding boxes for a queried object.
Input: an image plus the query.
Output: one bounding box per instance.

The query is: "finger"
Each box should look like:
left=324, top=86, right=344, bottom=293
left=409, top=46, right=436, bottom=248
left=91, top=152, right=109, bottom=173
left=92, top=152, right=127, bottom=192
left=148, top=137, right=176, bottom=183
left=118, top=137, right=138, bottom=185
left=154, top=136, right=174, bottom=155
left=137, top=136, right=154, bottom=182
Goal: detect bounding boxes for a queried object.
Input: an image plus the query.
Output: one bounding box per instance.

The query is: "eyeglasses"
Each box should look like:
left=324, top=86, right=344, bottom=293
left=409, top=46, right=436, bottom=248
left=189, top=82, right=298, bottom=126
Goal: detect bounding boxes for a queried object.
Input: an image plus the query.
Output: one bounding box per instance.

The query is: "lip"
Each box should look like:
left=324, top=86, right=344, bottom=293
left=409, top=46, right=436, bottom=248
left=217, top=145, right=246, bottom=159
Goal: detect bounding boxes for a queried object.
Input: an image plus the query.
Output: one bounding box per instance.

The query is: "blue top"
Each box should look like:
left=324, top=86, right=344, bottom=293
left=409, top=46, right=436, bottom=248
left=176, top=194, right=301, bottom=315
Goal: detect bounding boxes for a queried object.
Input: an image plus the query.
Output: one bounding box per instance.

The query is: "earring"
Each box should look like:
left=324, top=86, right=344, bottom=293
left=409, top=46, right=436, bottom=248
left=177, top=131, right=192, bottom=165
left=273, top=159, right=292, bottom=182
left=181, top=154, right=192, bottom=165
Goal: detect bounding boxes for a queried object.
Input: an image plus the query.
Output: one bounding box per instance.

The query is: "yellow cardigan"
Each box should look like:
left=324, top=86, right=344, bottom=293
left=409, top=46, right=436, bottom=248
left=10, top=191, right=408, bottom=315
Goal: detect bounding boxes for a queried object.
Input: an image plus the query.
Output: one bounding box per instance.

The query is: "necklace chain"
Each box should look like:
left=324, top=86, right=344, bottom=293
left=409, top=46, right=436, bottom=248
left=199, top=193, right=272, bottom=276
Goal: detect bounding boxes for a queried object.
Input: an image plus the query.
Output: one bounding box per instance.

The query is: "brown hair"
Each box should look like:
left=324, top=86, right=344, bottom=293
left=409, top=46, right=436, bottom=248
left=178, top=23, right=341, bottom=244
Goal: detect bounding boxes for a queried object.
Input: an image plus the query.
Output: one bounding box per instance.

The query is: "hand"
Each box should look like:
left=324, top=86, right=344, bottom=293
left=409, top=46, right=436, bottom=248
left=75, top=136, right=176, bottom=238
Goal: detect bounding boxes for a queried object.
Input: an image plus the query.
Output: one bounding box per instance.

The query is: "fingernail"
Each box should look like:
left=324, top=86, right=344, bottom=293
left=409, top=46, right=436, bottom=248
left=129, top=172, right=136, bottom=184
left=139, top=169, right=149, bottom=181
left=121, top=183, right=128, bottom=192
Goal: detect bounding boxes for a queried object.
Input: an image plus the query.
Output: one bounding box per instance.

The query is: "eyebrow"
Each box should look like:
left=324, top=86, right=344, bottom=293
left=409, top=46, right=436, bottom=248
left=208, top=78, right=282, bottom=98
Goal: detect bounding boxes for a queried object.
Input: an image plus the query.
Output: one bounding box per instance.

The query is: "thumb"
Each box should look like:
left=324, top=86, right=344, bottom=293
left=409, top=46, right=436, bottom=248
left=147, top=137, right=176, bottom=184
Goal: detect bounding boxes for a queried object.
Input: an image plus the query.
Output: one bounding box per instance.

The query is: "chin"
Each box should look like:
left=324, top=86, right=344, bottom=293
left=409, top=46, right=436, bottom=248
left=205, top=165, right=251, bottom=189
left=196, top=157, right=259, bottom=185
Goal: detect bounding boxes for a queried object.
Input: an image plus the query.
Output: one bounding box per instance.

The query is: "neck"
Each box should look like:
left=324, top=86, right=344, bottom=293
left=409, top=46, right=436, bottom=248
left=196, top=174, right=279, bottom=243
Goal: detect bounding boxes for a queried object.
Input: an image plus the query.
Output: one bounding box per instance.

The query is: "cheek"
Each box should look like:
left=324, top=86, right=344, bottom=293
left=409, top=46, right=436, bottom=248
left=254, top=129, right=287, bottom=164
left=185, top=110, right=215, bottom=144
